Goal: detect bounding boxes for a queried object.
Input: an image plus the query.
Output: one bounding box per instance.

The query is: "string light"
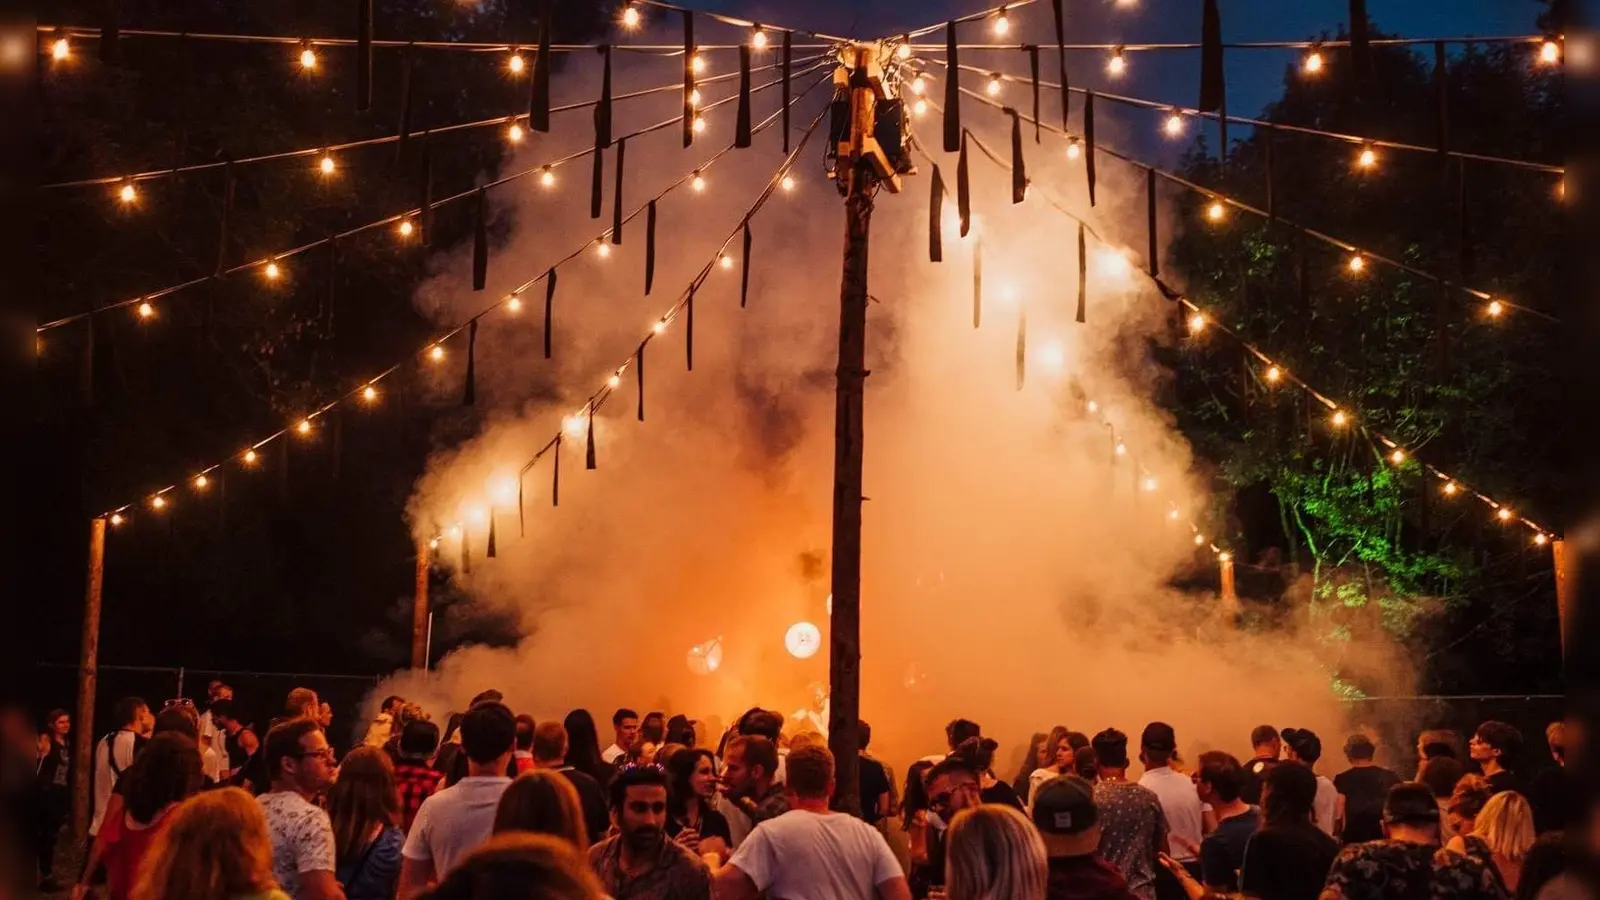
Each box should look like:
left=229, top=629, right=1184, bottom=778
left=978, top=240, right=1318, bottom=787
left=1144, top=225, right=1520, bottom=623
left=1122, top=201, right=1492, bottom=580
left=1540, top=38, right=1560, bottom=65
left=243, top=449, right=259, bottom=465
left=362, top=384, right=379, bottom=403
left=596, top=242, right=612, bottom=258
left=296, top=418, right=313, bottom=436
left=398, top=218, right=415, bottom=238
left=690, top=88, right=702, bottom=106
left=51, top=37, right=70, bottom=61
left=1347, top=254, right=1366, bottom=274
left=993, top=8, right=1010, bottom=36
left=563, top=414, right=587, bottom=438
left=985, top=72, right=1003, bottom=96
left=1193, top=533, right=1205, bottom=545
left=429, top=344, right=445, bottom=362
left=507, top=122, right=525, bottom=143
left=110, top=513, right=124, bottom=526
left=1187, top=312, right=1207, bottom=334
left=319, top=154, right=336, bottom=175
left=653, top=319, right=667, bottom=334
left=1390, top=448, right=1406, bottom=464
left=751, top=27, right=768, bottom=49
left=151, top=495, right=167, bottom=510
left=691, top=53, right=706, bottom=74
left=1114, top=441, right=1127, bottom=456
left=781, top=175, right=796, bottom=191
left=1303, top=47, right=1324, bottom=74
left=1087, top=400, right=1098, bottom=413
left=622, top=3, right=641, bottom=28
left=692, top=171, right=707, bottom=192
left=506, top=295, right=523, bottom=312
left=719, top=253, right=733, bottom=270
left=1142, top=476, right=1158, bottom=492
left=118, top=181, right=138, bottom=204
left=447, top=524, right=463, bottom=540
left=1167, top=508, right=1180, bottom=521
left=1108, top=47, right=1127, bottom=76
left=1443, top=481, right=1458, bottom=496
left=429, top=537, right=440, bottom=549
left=194, top=474, right=209, bottom=490
left=265, top=260, right=282, bottom=280
left=1164, top=111, right=1184, bottom=137
left=608, top=374, right=621, bottom=388
left=1357, top=145, right=1378, bottom=170
left=1206, top=200, right=1225, bottom=222
left=508, top=52, right=525, bottom=74
left=1218, top=551, right=1232, bottom=562
left=1496, top=507, right=1513, bottom=522
left=1534, top=532, right=1549, bottom=546
left=1065, top=138, right=1082, bottom=161
left=137, top=301, right=155, bottom=319
left=911, top=75, right=927, bottom=95
left=693, top=115, right=707, bottom=134
left=1265, top=365, right=1282, bottom=383
left=299, top=44, right=317, bottom=70
left=1486, top=299, right=1505, bottom=318
left=897, top=43, right=912, bottom=61
left=913, top=98, right=928, bottom=117
left=1331, top=410, right=1349, bottom=427
left=540, top=167, right=556, bottom=187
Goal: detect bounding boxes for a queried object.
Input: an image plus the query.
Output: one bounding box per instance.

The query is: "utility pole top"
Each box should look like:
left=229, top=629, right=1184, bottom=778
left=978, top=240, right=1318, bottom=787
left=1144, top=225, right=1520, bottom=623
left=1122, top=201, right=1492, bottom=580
left=827, top=42, right=915, bottom=197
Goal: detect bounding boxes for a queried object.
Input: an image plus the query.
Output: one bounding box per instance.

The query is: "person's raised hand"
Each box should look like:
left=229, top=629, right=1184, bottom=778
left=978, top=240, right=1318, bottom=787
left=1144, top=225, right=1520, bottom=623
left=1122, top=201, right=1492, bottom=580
left=1158, top=853, right=1206, bottom=900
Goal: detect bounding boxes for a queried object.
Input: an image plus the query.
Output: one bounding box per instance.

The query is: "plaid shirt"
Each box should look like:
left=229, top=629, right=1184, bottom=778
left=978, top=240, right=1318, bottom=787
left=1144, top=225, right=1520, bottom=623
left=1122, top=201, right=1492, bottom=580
left=588, top=834, right=711, bottom=900
left=393, top=761, right=439, bottom=831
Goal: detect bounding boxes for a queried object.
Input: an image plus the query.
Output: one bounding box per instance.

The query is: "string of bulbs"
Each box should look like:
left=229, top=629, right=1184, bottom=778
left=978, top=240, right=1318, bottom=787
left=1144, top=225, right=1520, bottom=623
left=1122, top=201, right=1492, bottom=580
left=923, top=98, right=1557, bottom=546
left=627, top=0, right=858, bottom=46
left=942, top=73, right=1560, bottom=325
left=38, top=59, right=832, bottom=334
left=95, top=73, right=831, bottom=527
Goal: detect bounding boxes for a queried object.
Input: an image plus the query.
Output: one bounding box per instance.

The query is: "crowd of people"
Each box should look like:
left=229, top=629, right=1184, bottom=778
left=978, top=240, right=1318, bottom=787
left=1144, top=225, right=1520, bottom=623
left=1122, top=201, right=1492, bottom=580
left=17, top=683, right=1580, bottom=900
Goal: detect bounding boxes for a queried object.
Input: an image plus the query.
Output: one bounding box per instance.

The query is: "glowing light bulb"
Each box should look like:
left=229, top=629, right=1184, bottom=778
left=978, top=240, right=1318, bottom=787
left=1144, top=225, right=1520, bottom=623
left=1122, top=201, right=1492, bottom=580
left=691, top=53, right=706, bottom=74
left=1540, top=39, right=1560, bottom=65
left=1066, top=139, right=1082, bottom=161
left=1219, top=551, right=1233, bottom=562
left=608, top=374, right=621, bottom=388
left=1265, top=365, right=1282, bottom=383
left=51, top=37, right=69, bottom=60
left=1347, top=254, right=1365, bottom=274
left=296, top=418, right=313, bottom=435
left=897, top=43, right=912, bottom=60
left=563, top=414, right=587, bottom=438
left=1331, top=410, right=1348, bottom=427
left=1304, top=49, right=1324, bottom=74
left=506, top=295, right=523, bottom=312
left=692, top=172, right=706, bottom=192
left=692, top=115, right=706, bottom=133
left=398, top=219, right=415, bottom=237
left=466, top=504, right=487, bottom=528
left=447, top=524, right=462, bottom=540
left=137, top=301, right=154, bottom=319
left=110, top=513, right=124, bottom=526
left=1108, top=49, right=1127, bottom=76
left=1142, top=476, right=1158, bottom=492
left=1167, top=508, right=1180, bottom=521
left=299, top=47, right=317, bottom=70
left=752, top=28, right=768, bottom=49
left=243, top=449, right=258, bottom=465
left=1164, top=112, right=1184, bottom=137
left=507, top=122, right=524, bottom=143
left=362, top=385, right=378, bottom=402
left=489, top=476, right=518, bottom=506
left=265, top=261, right=282, bottom=280
left=319, top=154, right=336, bottom=175
left=1486, top=299, right=1505, bottom=318
left=1497, top=507, right=1513, bottom=522
left=429, top=344, right=445, bottom=362
left=508, top=52, right=525, bottom=74
left=1193, top=533, right=1205, bottom=545
left=719, top=254, right=733, bottom=270
left=1443, top=481, right=1458, bottom=496
left=1391, top=448, right=1406, bottom=464
left=911, top=75, right=927, bottom=95
left=1114, top=441, right=1127, bottom=456
left=689, top=88, right=702, bottom=106
left=1187, top=313, right=1206, bottom=334
left=781, top=175, right=796, bottom=191
left=653, top=319, right=667, bottom=334
left=151, top=495, right=167, bottom=510
left=913, top=99, right=928, bottom=117
left=622, top=3, right=641, bottom=28
left=1206, top=200, right=1225, bottom=222
left=1534, top=533, right=1549, bottom=546
left=540, top=167, right=555, bottom=187
left=993, top=9, right=1010, bottom=36
left=1357, top=146, right=1377, bottom=169
left=429, top=537, right=440, bottom=549
left=596, top=242, right=611, bottom=258
left=118, top=182, right=137, bottom=204
left=1087, top=400, right=1098, bottom=413
left=194, top=474, right=209, bottom=489
left=986, top=73, right=1003, bottom=96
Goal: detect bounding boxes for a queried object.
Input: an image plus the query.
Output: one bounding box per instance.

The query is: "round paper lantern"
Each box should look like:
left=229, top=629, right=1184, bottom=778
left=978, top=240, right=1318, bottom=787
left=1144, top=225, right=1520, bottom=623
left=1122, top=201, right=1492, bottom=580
left=785, top=621, right=822, bottom=659
left=686, top=637, right=723, bottom=675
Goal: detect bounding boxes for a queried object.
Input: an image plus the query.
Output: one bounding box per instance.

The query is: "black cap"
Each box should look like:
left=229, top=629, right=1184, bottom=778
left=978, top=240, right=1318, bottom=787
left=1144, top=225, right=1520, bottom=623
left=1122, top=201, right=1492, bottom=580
left=1032, top=775, right=1098, bottom=835
left=1383, top=782, right=1441, bottom=825
left=1141, top=722, right=1176, bottom=753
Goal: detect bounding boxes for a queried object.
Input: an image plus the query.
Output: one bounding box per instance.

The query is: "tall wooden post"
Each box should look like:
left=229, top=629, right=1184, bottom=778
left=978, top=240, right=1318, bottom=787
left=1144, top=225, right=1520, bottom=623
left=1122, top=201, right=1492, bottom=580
left=825, top=46, right=883, bottom=818
left=72, top=516, right=107, bottom=844
left=1219, top=553, right=1239, bottom=618
left=1553, top=539, right=1574, bottom=658
left=412, top=541, right=430, bottom=669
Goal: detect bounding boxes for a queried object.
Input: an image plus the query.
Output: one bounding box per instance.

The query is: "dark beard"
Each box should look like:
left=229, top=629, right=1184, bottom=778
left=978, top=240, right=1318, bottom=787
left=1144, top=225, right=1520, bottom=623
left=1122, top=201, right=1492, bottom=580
left=624, top=826, right=663, bottom=856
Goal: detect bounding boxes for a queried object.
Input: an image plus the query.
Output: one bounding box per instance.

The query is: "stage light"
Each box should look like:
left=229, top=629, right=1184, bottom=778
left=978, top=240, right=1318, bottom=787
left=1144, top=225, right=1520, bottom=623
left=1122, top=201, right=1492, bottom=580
left=1066, top=139, right=1082, bottom=161
left=119, top=182, right=137, bottom=204
left=785, top=622, right=822, bottom=659
left=299, top=46, right=317, bottom=70
left=1496, top=507, right=1514, bottom=522
left=265, top=261, right=282, bottom=280
left=489, top=476, right=518, bottom=507
left=398, top=219, right=415, bottom=238
left=1108, top=48, right=1127, bottom=76
left=137, top=301, right=155, bottom=319
left=429, top=344, right=445, bottom=362
left=362, top=385, right=379, bottom=403
left=1193, top=533, right=1205, bottom=545
left=508, top=52, right=525, bottom=74
left=507, top=122, right=524, bottom=143
left=1357, top=145, right=1378, bottom=169
left=541, top=167, right=556, bottom=187
left=692, top=171, right=706, bottom=192
left=1167, top=508, right=1180, bottom=521
left=447, top=524, right=462, bottom=540
left=911, top=75, right=927, bottom=95
left=1486, top=299, right=1505, bottom=318
left=1164, top=112, right=1184, bottom=137
left=1206, top=200, right=1225, bottom=222
left=986, top=73, right=1003, bottom=96
left=1347, top=254, right=1365, bottom=274
left=1303, top=48, right=1324, bottom=74
left=1540, top=38, right=1560, bottom=65
left=429, top=537, right=440, bottom=549
left=1218, top=551, right=1232, bottom=562
left=1087, top=400, right=1099, bottom=413
left=194, top=474, right=209, bottom=490
left=622, top=3, right=641, bottom=28
left=1390, top=449, right=1406, bottom=464
left=993, top=8, right=1010, bottom=36
left=51, top=37, right=70, bottom=61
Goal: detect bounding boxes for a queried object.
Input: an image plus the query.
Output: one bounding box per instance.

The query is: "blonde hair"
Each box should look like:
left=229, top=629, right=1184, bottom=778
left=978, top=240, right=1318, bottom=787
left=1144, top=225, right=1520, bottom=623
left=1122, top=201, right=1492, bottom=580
left=1473, top=792, right=1535, bottom=863
left=132, top=787, right=277, bottom=900
left=945, top=805, right=1047, bottom=900
left=493, top=769, right=590, bottom=850
left=423, top=832, right=604, bottom=900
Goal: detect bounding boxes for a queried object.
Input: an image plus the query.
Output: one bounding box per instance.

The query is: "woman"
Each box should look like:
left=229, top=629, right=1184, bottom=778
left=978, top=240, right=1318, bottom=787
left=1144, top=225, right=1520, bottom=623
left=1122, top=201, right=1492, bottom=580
left=1420, top=756, right=1467, bottom=839
left=1011, top=732, right=1049, bottom=803
left=327, top=746, right=404, bottom=900
left=132, top=787, right=289, bottom=900
left=903, top=759, right=937, bottom=898
left=419, top=833, right=604, bottom=900
left=1028, top=728, right=1073, bottom=802
left=1447, top=775, right=1494, bottom=840
left=1072, top=746, right=1099, bottom=782
left=432, top=713, right=467, bottom=790
left=493, top=769, right=589, bottom=850
left=625, top=740, right=660, bottom=766
left=562, top=709, right=613, bottom=789
left=665, top=749, right=732, bottom=862
left=79, top=733, right=204, bottom=900
left=1448, top=791, right=1536, bottom=894
left=944, top=805, right=1047, bottom=900
left=951, top=737, right=1023, bottom=810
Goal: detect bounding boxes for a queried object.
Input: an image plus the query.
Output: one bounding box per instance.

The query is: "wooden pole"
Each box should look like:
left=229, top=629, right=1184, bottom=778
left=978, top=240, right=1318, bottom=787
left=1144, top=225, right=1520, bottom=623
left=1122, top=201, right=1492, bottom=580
left=827, top=46, right=877, bottom=817
left=412, top=541, right=430, bottom=669
left=72, top=516, right=107, bottom=844
left=1220, top=553, right=1239, bottom=619
left=1553, top=539, right=1574, bottom=658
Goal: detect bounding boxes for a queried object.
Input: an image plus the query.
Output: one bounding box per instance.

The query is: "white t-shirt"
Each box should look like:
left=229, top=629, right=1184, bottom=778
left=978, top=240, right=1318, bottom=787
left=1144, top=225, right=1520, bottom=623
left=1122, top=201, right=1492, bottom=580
left=1313, top=774, right=1339, bottom=836
left=728, top=808, right=903, bottom=900
left=1139, top=766, right=1205, bottom=862
left=602, top=743, right=625, bottom=764
left=402, top=775, right=512, bottom=877
left=90, top=730, right=139, bottom=835
left=258, top=790, right=336, bottom=900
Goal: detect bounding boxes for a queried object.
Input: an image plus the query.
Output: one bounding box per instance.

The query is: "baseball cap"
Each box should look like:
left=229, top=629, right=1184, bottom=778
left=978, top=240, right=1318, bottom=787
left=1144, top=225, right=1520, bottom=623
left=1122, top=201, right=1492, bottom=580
left=1141, top=722, right=1177, bottom=753
left=1032, top=775, right=1098, bottom=835
left=1383, top=782, right=1441, bottom=825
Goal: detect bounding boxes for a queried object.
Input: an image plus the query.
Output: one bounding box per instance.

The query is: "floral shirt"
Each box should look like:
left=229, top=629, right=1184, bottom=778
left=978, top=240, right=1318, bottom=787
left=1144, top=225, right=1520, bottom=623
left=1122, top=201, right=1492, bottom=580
left=257, top=791, right=336, bottom=900
left=1319, top=840, right=1509, bottom=900
left=588, top=834, right=712, bottom=900
left=1092, top=780, right=1167, bottom=900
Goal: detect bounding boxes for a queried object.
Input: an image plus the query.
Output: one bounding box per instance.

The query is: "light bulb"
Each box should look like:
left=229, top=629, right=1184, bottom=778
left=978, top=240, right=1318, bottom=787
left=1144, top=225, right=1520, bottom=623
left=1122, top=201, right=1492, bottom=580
left=1265, top=365, right=1281, bottom=383
left=781, top=175, right=796, bottom=191
left=243, top=449, right=258, bottom=465
left=608, top=374, right=621, bottom=388
left=1114, top=441, right=1127, bottom=456
left=429, top=537, right=440, bottom=549
left=689, top=88, right=702, bottom=106
left=507, top=123, right=524, bottom=143
left=1357, top=146, right=1377, bottom=169
left=300, top=47, right=317, bottom=70
left=1187, top=313, right=1206, bottom=334
left=1443, top=482, right=1458, bottom=496
left=913, top=98, right=928, bottom=116
left=151, top=495, right=167, bottom=510
left=297, top=418, right=313, bottom=435
left=897, top=43, right=912, bottom=60
left=986, top=73, right=1003, bottom=96
left=137, top=301, right=154, bottom=319
left=1497, top=507, right=1513, bottom=522
left=596, top=242, right=611, bottom=258
left=911, top=75, right=927, bottom=95
left=1347, top=254, right=1365, bottom=274
left=993, top=9, right=1010, bottom=36
left=1391, top=448, right=1406, bottom=464
left=265, top=261, right=282, bottom=280
left=506, top=295, right=523, bottom=312
left=110, top=513, right=124, bottom=526
left=719, top=254, right=733, bottom=270
left=1108, top=50, right=1126, bottom=76
left=1486, top=299, right=1505, bottom=318
left=362, top=385, right=378, bottom=402
left=1066, top=139, right=1082, bottom=161
left=691, top=53, right=706, bottom=74
left=1540, top=39, right=1560, bottom=65
left=1304, top=50, right=1324, bottom=74
left=653, top=319, right=667, bottom=334
left=398, top=219, right=415, bottom=237
left=1167, top=508, right=1180, bottom=521
left=563, top=414, right=587, bottom=438
left=692, top=115, right=706, bottom=133
left=429, top=345, right=445, bottom=362
left=1087, top=400, right=1098, bottom=413
left=319, top=154, right=336, bottom=175
left=1142, top=476, right=1158, bottom=492
left=752, top=28, right=768, bottom=49
left=194, top=474, right=209, bottom=489
left=1206, top=200, right=1225, bottom=222
left=622, top=4, right=641, bottom=27
left=1331, top=410, right=1348, bottom=427
left=119, top=182, right=137, bottom=204
left=541, top=167, right=555, bottom=187
left=51, top=37, right=70, bottom=60
left=508, top=52, right=525, bottom=74
left=1534, top=533, right=1549, bottom=546
left=1193, top=533, right=1205, bottom=545
left=692, top=172, right=706, bottom=192
left=1164, top=112, right=1184, bottom=137
left=1219, top=551, right=1233, bottom=562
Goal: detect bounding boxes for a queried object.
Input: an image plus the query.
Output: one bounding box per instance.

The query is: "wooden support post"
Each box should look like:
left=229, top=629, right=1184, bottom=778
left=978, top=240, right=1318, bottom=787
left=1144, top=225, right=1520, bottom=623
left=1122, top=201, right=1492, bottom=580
left=1220, top=553, right=1239, bottom=619
left=1553, top=539, right=1574, bottom=658
left=412, top=541, right=430, bottom=669
left=72, top=516, right=107, bottom=845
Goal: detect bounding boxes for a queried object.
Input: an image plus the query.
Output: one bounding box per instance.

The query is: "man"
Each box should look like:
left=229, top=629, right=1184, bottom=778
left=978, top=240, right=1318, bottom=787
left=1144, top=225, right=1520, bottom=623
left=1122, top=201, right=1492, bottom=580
left=1136, top=722, right=1203, bottom=899
left=392, top=717, right=441, bottom=832
left=531, top=720, right=610, bottom=844
left=1194, top=752, right=1256, bottom=893
left=399, top=701, right=516, bottom=898
left=285, top=687, right=320, bottom=721
left=257, top=717, right=344, bottom=900
left=513, top=714, right=537, bottom=774
left=588, top=764, right=711, bottom=899
left=1239, top=724, right=1281, bottom=805
left=642, top=711, right=667, bottom=745
left=35, top=709, right=71, bottom=892
left=1334, top=733, right=1402, bottom=845
left=196, top=681, right=233, bottom=769
left=1283, top=728, right=1340, bottom=837
left=1468, top=721, right=1523, bottom=795
left=1527, top=721, right=1573, bottom=834
left=363, top=695, right=405, bottom=749
left=857, top=720, right=895, bottom=826
left=602, top=708, right=641, bottom=765
left=90, top=696, right=150, bottom=839
left=1034, top=774, right=1140, bottom=900
left=1090, top=728, right=1167, bottom=900
left=714, top=744, right=910, bottom=900
left=1320, top=782, right=1505, bottom=900
left=209, top=700, right=257, bottom=782
left=723, top=735, right=789, bottom=826
left=1238, top=761, right=1340, bottom=900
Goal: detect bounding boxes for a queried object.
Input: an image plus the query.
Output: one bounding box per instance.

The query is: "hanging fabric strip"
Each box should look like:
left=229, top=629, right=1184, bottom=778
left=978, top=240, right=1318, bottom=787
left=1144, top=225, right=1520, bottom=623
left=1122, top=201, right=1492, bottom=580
left=682, top=12, right=696, bottom=147
left=782, top=33, right=793, bottom=152
left=1265, top=125, right=1277, bottom=223
left=636, top=345, right=645, bottom=421
left=736, top=45, right=754, bottom=148
left=472, top=186, right=489, bottom=290
left=356, top=0, right=374, bottom=111
left=486, top=510, right=497, bottom=558
left=740, top=221, right=753, bottom=308
left=1434, top=41, right=1449, bottom=155
left=929, top=164, right=945, bottom=263
left=585, top=409, right=597, bottom=470
left=1199, top=0, right=1224, bottom=111
left=1008, top=109, right=1026, bottom=204
left=543, top=267, right=557, bottom=359
left=943, top=22, right=962, bottom=152
left=552, top=435, right=561, bottom=506
left=214, top=162, right=235, bottom=276
left=1028, top=46, right=1041, bottom=142
left=1146, top=167, right=1159, bottom=277
left=612, top=137, right=626, bottom=244
left=1051, top=0, right=1068, bottom=127
left=396, top=49, right=416, bottom=164
left=686, top=285, right=696, bottom=371
left=531, top=1, right=552, bottom=131
left=463, top=319, right=478, bottom=406
left=595, top=44, right=614, bottom=149
left=973, top=236, right=983, bottom=329
left=419, top=133, right=434, bottom=245
left=645, top=200, right=657, bottom=294
left=1016, top=309, right=1027, bottom=390
left=101, top=0, right=121, bottom=63
left=1076, top=222, right=1087, bottom=323
left=590, top=146, right=604, bottom=219
left=956, top=132, right=971, bottom=238
left=81, top=316, right=95, bottom=406
left=1350, top=0, right=1372, bottom=86
left=518, top=473, right=525, bottom=537
left=1084, top=92, right=1098, bottom=207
